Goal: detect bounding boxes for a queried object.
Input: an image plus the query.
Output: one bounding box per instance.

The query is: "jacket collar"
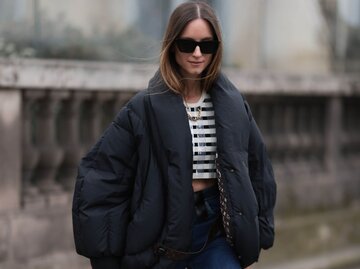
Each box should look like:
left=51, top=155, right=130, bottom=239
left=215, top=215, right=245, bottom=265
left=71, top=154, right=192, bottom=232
left=147, top=71, right=249, bottom=161
left=210, top=73, right=250, bottom=155
left=147, top=71, right=193, bottom=159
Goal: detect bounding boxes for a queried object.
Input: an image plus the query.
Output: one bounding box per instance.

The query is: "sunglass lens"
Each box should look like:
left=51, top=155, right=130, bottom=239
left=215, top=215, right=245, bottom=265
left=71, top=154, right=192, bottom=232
left=200, top=41, right=219, bottom=54
left=176, top=39, right=196, bottom=53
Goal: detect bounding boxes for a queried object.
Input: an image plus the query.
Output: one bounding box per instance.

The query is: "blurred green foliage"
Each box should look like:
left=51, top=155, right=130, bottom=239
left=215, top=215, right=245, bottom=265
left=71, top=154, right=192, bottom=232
left=0, top=22, right=160, bottom=62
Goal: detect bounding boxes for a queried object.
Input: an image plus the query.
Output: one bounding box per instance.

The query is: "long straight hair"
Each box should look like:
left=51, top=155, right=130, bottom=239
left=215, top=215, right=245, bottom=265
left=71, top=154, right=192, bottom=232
left=159, top=1, right=223, bottom=95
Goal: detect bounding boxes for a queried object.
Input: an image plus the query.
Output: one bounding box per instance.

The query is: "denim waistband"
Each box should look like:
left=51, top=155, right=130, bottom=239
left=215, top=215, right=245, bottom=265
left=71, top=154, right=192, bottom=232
left=193, top=184, right=219, bottom=221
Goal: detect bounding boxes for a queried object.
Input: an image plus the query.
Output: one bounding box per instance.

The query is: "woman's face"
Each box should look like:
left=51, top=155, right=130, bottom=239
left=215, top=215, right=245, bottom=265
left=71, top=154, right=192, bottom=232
left=175, top=18, right=214, bottom=79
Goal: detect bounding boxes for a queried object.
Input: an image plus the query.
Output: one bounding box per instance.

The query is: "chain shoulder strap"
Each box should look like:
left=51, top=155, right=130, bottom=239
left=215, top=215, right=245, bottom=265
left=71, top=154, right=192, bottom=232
left=215, top=154, right=234, bottom=246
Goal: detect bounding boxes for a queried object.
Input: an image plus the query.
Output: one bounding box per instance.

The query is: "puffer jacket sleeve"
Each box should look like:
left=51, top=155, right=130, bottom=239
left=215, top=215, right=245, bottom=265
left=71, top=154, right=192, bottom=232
left=72, top=106, right=138, bottom=269
left=244, top=100, right=277, bottom=250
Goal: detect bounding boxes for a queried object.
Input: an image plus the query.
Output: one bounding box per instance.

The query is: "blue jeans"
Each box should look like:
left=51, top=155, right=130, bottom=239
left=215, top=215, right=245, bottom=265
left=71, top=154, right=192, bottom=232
left=175, top=185, right=242, bottom=269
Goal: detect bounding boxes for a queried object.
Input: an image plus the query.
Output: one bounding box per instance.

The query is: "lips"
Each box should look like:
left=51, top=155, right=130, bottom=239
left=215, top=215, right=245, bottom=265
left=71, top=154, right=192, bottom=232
left=189, top=61, right=204, bottom=65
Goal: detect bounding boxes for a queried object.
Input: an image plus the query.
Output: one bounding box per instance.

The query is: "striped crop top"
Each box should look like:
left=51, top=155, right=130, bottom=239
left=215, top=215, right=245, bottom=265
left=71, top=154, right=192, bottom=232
left=184, top=91, right=217, bottom=180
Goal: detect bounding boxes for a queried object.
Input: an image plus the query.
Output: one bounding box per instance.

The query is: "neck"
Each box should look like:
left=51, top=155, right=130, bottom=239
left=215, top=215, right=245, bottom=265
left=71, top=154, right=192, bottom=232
left=183, top=80, right=202, bottom=103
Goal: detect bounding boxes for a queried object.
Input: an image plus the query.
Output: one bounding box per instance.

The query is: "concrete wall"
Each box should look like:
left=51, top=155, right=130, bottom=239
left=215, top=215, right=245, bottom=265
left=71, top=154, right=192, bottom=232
left=38, top=0, right=137, bottom=36
left=262, top=0, right=330, bottom=73
left=219, top=0, right=330, bottom=73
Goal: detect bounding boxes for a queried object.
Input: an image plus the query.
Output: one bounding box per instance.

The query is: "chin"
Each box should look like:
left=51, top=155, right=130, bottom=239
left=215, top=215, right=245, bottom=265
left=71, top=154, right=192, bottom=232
left=187, top=69, right=204, bottom=77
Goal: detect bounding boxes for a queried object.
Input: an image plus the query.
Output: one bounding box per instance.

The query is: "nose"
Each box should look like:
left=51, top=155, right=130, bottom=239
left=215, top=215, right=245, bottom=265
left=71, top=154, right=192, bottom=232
left=193, top=45, right=202, bottom=57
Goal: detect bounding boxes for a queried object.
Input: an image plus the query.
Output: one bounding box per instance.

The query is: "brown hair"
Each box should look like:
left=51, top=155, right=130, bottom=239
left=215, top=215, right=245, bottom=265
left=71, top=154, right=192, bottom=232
left=159, top=1, right=223, bottom=95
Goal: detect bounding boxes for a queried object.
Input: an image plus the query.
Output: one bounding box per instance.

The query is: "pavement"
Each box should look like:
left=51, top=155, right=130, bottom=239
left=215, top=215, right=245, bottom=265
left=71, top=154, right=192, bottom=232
left=256, top=245, right=360, bottom=269
left=4, top=244, right=360, bottom=269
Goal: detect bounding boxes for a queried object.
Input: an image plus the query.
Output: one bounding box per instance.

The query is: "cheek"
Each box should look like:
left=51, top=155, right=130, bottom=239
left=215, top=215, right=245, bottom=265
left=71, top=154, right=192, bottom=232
left=175, top=51, right=185, bottom=66
left=175, top=52, right=181, bottom=64
left=205, top=55, right=213, bottom=66
left=175, top=52, right=180, bottom=64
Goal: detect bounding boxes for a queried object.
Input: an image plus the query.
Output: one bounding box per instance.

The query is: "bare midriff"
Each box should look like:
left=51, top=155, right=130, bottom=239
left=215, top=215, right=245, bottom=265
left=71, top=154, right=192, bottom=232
left=192, top=178, right=217, bottom=192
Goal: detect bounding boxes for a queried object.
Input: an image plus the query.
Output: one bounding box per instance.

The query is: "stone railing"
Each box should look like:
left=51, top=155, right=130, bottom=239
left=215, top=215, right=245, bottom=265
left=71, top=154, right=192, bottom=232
left=1, top=58, right=360, bottom=214
left=0, top=59, right=156, bottom=213
left=227, top=70, right=360, bottom=214
left=1, top=58, right=360, bottom=268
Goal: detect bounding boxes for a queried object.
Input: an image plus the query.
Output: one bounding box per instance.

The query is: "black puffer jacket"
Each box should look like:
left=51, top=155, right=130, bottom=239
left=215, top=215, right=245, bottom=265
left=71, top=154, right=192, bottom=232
left=72, top=72, right=276, bottom=269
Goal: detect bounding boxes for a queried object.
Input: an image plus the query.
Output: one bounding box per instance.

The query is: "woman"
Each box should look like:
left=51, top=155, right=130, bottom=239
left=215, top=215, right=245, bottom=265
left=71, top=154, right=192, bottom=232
left=72, top=1, right=276, bottom=269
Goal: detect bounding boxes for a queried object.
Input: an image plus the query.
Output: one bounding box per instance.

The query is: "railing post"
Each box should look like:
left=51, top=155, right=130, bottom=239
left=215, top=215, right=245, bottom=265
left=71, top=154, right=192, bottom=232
left=0, top=89, right=22, bottom=211
left=58, top=92, right=83, bottom=190
left=82, top=95, right=102, bottom=151
left=34, top=92, right=64, bottom=193
left=325, top=96, right=342, bottom=177
left=324, top=96, right=343, bottom=205
left=22, top=90, right=42, bottom=204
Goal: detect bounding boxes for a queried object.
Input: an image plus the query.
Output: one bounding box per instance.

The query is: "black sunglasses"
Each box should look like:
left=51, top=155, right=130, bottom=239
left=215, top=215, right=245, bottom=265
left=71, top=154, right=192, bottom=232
left=175, top=39, right=219, bottom=54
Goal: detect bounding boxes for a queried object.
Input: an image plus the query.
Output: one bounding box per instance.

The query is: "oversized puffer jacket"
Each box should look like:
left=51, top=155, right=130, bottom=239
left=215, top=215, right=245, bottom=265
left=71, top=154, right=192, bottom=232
left=72, top=71, right=276, bottom=269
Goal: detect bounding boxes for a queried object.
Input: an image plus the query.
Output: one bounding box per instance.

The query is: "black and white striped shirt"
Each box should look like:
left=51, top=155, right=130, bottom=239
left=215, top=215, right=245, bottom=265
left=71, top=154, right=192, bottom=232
left=184, top=91, right=217, bottom=180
